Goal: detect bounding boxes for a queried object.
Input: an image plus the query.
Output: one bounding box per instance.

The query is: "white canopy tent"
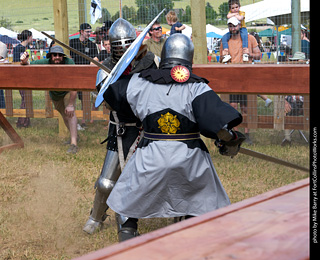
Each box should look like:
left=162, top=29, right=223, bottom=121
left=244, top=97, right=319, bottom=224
left=241, top=0, right=310, bottom=25
left=240, top=0, right=310, bottom=61
left=0, top=27, right=18, bottom=39
left=29, top=28, right=48, bottom=40
left=182, top=24, right=192, bottom=38
left=29, top=28, right=55, bottom=46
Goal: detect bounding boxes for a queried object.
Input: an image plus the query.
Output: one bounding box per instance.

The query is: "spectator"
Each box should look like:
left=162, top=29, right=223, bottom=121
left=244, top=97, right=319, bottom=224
left=93, top=21, right=113, bottom=54
left=219, top=16, right=261, bottom=144
left=301, top=29, right=310, bottom=60
left=101, top=20, right=113, bottom=36
left=70, top=23, right=98, bottom=127
left=94, top=26, right=106, bottom=53
left=13, top=30, right=33, bottom=128
left=69, top=23, right=98, bottom=64
left=91, top=36, right=111, bottom=123
left=165, top=10, right=185, bottom=35
left=143, top=20, right=166, bottom=57
left=281, top=96, right=303, bottom=146
left=96, top=36, right=111, bottom=62
left=0, top=42, right=8, bottom=108
left=221, top=0, right=249, bottom=63
left=250, top=32, right=272, bottom=107
left=20, top=46, right=79, bottom=154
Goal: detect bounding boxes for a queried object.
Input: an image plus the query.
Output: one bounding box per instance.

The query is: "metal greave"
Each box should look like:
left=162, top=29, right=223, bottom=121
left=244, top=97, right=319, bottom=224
left=89, top=150, right=121, bottom=222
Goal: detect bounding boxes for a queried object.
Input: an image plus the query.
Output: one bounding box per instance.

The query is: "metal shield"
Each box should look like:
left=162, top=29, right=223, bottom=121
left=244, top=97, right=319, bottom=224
left=95, top=8, right=166, bottom=107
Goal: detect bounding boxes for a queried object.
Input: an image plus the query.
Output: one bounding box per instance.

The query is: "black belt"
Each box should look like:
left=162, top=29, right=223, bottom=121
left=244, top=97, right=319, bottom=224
left=144, top=132, right=200, bottom=141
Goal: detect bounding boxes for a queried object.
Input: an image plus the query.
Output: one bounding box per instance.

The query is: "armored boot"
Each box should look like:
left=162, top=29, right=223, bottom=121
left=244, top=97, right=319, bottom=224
left=116, top=214, right=139, bottom=242
left=118, top=227, right=139, bottom=242
left=83, top=189, right=109, bottom=234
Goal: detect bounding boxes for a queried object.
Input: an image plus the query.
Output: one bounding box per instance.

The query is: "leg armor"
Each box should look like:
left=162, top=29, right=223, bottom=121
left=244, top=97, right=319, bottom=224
left=83, top=150, right=121, bottom=234
left=116, top=214, right=139, bottom=242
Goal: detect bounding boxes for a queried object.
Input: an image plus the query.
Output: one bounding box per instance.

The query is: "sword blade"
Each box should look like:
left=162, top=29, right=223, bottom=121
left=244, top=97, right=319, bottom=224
left=239, top=147, right=309, bottom=172
left=41, top=31, right=111, bottom=74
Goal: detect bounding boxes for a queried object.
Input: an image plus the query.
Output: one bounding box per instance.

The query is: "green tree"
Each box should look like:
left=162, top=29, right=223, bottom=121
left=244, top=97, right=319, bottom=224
left=135, top=0, right=174, bottom=23
left=99, top=8, right=111, bottom=23
left=219, top=2, right=229, bottom=20
left=0, top=16, right=12, bottom=29
left=181, top=5, right=191, bottom=23
left=205, top=2, right=218, bottom=23
left=122, top=5, right=137, bottom=22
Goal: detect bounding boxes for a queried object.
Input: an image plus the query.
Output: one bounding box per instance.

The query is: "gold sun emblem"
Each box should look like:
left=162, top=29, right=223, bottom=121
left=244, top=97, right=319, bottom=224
left=170, top=65, right=190, bottom=83
left=157, top=112, right=180, bottom=134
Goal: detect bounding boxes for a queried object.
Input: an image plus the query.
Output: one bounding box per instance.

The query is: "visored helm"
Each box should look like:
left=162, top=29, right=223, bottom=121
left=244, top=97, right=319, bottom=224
left=159, top=34, right=194, bottom=70
left=108, top=18, right=136, bottom=60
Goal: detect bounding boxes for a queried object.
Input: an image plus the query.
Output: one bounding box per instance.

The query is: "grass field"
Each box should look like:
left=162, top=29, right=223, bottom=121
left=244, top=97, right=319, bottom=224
left=0, top=116, right=309, bottom=259
left=1, top=0, right=262, bottom=33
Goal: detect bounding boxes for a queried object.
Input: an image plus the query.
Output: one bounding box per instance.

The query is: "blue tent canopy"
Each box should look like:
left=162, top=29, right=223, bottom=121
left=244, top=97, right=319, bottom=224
left=0, top=34, right=20, bottom=44
left=206, top=31, right=222, bottom=39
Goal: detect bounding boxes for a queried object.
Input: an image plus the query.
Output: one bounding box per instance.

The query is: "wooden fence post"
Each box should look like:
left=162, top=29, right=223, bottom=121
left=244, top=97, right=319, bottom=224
left=4, top=90, right=13, bottom=117
left=273, top=95, right=285, bottom=130
left=191, top=0, right=207, bottom=65
left=247, top=95, right=258, bottom=129
left=53, top=0, right=70, bottom=136
left=45, top=91, right=54, bottom=118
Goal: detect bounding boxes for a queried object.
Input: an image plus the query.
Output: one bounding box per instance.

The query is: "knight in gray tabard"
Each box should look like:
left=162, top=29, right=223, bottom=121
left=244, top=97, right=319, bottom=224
left=83, top=18, right=159, bottom=238
left=103, top=34, right=245, bottom=241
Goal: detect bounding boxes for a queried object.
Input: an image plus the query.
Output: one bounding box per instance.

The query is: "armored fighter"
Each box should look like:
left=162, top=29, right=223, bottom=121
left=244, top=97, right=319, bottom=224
left=83, top=18, right=159, bottom=238
left=102, top=34, right=245, bottom=241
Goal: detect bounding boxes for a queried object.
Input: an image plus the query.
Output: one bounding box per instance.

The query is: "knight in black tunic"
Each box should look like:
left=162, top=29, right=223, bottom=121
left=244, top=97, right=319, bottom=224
left=83, top=18, right=159, bottom=237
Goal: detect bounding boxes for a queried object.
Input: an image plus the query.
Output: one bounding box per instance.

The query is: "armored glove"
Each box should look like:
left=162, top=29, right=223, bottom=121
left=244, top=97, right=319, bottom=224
left=215, top=129, right=246, bottom=157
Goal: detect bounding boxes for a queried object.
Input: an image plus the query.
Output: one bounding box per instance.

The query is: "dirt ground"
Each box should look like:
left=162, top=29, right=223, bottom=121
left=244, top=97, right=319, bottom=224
left=0, top=120, right=120, bottom=259
left=0, top=119, right=310, bottom=259
left=0, top=160, right=108, bottom=259
left=0, top=119, right=173, bottom=260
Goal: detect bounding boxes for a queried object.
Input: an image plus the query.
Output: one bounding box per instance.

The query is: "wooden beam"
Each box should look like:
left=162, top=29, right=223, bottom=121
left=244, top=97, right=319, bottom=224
left=192, top=64, right=310, bottom=95
left=191, top=0, right=207, bottom=64
left=73, top=178, right=309, bottom=260
left=0, top=65, right=309, bottom=94
left=0, top=111, right=24, bottom=153
left=53, top=0, right=70, bottom=56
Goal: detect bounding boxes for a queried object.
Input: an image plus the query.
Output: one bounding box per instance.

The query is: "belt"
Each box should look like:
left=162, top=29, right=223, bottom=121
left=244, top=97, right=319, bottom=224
left=144, top=132, right=200, bottom=141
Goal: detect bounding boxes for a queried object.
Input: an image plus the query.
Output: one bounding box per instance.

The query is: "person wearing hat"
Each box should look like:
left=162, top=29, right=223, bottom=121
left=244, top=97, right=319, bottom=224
left=20, top=46, right=79, bottom=154
left=219, top=16, right=261, bottom=144
left=69, top=23, right=98, bottom=65
left=101, top=20, right=113, bottom=35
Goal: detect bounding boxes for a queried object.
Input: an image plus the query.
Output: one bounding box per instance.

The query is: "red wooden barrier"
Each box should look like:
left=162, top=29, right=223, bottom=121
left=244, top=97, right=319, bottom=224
left=0, top=64, right=309, bottom=94
left=73, top=178, right=309, bottom=260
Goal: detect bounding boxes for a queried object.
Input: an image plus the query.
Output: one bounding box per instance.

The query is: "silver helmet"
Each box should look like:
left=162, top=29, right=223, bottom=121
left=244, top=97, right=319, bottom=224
left=159, top=34, right=194, bottom=70
left=108, top=18, right=136, bottom=60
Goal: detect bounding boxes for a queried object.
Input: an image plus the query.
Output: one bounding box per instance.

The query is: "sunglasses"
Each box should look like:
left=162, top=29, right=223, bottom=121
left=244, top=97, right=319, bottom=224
left=151, top=26, right=162, bottom=31
left=52, top=53, right=64, bottom=57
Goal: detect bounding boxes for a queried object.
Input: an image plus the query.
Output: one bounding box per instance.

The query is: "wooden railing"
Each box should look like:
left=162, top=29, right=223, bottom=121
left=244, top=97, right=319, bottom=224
left=0, top=64, right=310, bottom=131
